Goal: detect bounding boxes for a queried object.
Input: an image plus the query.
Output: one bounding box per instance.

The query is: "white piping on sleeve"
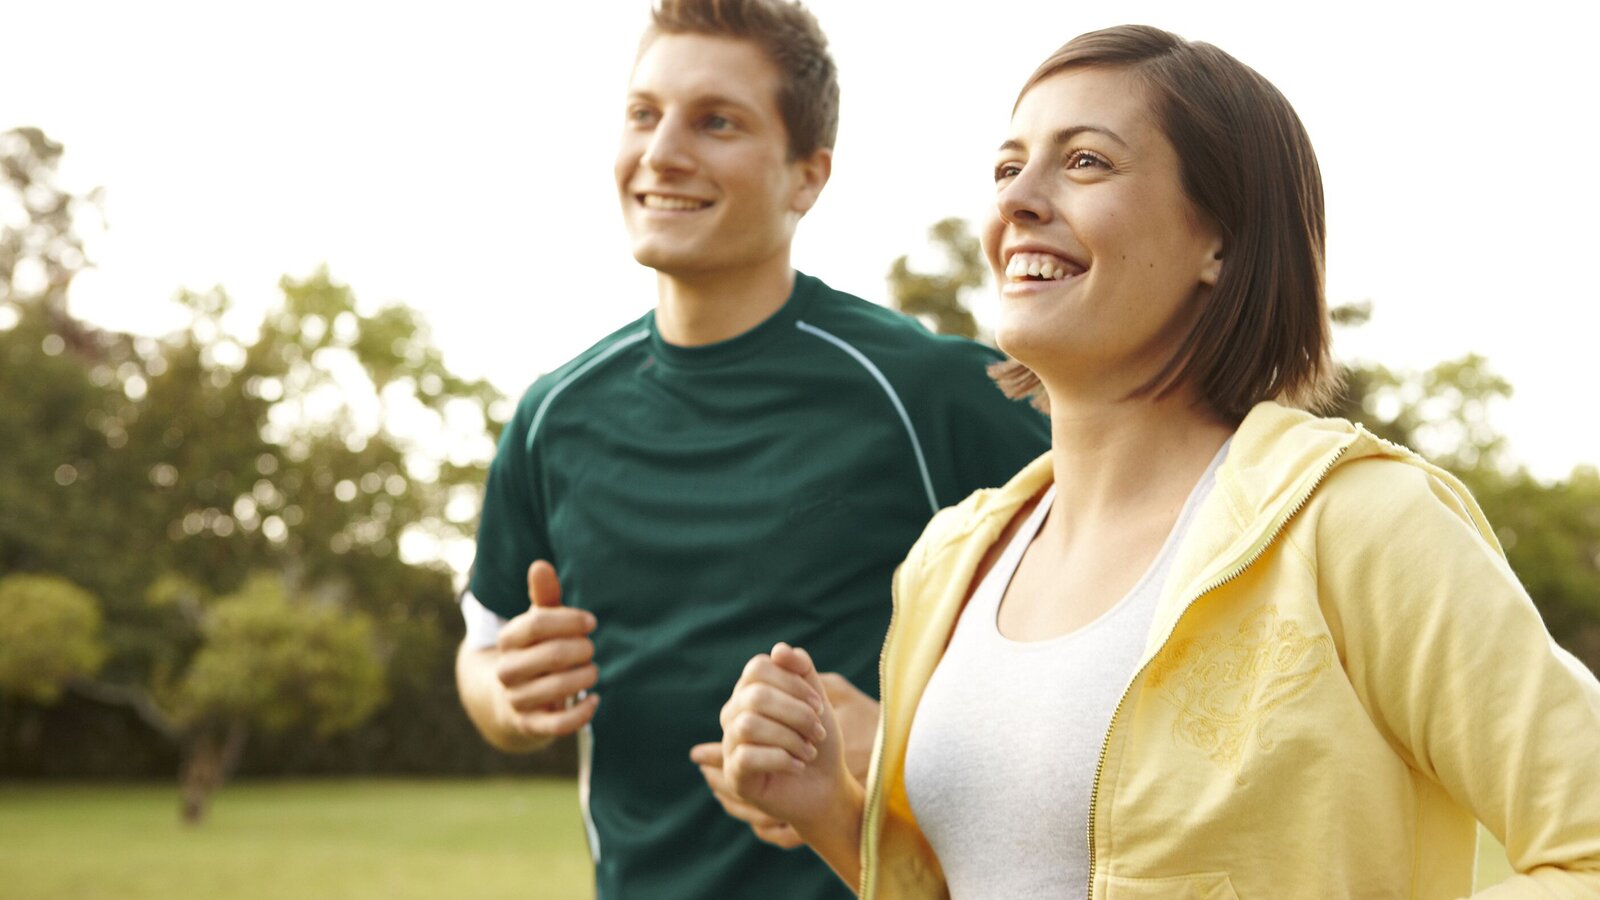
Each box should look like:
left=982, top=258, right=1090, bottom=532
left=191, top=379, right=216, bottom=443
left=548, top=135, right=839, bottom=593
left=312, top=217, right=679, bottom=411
left=527, top=330, right=650, bottom=454
left=500, top=331, right=652, bottom=865
left=796, top=320, right=939, bottom=515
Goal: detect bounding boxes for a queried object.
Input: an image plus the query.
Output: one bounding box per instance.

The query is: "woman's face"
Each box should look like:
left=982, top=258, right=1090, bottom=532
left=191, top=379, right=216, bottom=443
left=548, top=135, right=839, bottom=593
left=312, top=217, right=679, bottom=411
left=982, top=66, right=1223, bottom=397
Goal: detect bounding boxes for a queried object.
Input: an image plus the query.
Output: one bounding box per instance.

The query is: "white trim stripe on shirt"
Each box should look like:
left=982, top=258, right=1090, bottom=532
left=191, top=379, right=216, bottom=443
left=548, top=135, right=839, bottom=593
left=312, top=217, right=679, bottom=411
left=515, top=330, right=646, bottom=866
left=796, top=320, right=939, bottom=515
left=578, top=724, right=601, bottom=862
left=527, top=330, right=651, bottom=455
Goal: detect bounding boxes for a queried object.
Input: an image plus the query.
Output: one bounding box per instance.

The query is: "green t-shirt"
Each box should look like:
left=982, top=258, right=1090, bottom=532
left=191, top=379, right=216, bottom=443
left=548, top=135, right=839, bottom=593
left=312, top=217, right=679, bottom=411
left=470, top=272, right=1048, bottom=899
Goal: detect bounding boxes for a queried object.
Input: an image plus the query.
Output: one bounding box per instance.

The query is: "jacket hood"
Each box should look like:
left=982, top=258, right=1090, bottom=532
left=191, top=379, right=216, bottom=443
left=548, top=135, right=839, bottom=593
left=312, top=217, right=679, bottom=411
left=924, top=403, right=1392, bottom=555
left=906, top=402, right=1459, bottom=656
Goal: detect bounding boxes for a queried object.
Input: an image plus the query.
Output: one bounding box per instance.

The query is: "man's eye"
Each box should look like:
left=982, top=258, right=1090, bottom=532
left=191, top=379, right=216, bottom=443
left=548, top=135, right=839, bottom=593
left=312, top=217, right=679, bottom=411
left=704, top=115, right=734, bottom=131
left=627, top=107, right=657, bottom=125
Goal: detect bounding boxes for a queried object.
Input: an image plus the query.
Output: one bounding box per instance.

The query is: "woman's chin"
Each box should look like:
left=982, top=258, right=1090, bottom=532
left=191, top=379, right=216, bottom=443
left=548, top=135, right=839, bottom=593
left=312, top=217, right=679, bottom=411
left=993, top=322, right=1059, bottom=371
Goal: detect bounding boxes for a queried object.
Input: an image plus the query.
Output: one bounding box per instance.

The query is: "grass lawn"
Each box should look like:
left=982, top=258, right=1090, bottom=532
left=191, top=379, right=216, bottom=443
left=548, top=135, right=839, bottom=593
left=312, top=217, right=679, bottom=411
left=0, top=778, right=594, bottom=900
left=0, top=778, right=1513, bottom=898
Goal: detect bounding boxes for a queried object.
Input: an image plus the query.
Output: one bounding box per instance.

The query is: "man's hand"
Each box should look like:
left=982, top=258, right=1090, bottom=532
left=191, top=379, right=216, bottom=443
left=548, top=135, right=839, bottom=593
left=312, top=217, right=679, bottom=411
left=818, top=673, right=879, bottom=783
left=689, top=742, right=804, bottom=849
left=456, top=560, right=598, bottom=752
left=494, top=560, right=600, bottom=736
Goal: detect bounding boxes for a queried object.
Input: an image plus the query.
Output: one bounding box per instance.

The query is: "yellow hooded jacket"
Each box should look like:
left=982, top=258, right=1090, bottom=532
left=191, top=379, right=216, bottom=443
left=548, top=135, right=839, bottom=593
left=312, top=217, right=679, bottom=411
left=859, top=403, right=1600, bottom=899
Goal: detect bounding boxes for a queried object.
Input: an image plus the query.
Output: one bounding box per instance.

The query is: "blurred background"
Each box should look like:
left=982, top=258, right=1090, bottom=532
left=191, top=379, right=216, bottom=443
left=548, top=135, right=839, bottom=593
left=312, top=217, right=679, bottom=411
left=1, top=1, right=1595, bottom=897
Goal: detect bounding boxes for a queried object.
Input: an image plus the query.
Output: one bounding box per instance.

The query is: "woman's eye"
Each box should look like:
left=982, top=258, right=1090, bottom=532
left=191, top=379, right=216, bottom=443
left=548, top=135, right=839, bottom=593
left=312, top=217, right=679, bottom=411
left=1066, top=150, right=1108, bottom=170
left=704, top=115, right=734, bottom=131
left=627, top=107, right=657, bottom=125
left=993, top=163, right=1022, bottom=183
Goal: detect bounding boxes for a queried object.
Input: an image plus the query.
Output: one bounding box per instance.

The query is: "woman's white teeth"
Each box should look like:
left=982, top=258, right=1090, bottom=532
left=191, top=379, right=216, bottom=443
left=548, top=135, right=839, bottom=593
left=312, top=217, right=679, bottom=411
left=1006, top=252, right=1078, bottom=281
left=642, top=194, right=709, bottom=211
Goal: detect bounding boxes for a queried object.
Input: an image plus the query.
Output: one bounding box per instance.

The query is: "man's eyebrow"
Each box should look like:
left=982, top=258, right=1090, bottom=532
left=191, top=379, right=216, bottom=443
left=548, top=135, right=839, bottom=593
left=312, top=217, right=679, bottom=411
left=997, top=125, right=1130, bottom=153
left=625, top=90, right=761, bottom=115
left=694, top=93, right=761, bottom=114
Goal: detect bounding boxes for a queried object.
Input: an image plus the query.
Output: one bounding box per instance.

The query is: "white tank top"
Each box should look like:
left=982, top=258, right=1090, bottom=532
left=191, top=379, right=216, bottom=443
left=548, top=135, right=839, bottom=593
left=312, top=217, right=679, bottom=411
left=903, top=441, right=1229, bottom=897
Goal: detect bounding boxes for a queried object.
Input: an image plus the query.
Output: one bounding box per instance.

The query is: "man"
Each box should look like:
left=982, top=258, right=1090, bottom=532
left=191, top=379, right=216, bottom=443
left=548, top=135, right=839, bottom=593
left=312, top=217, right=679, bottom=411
left=455, top=1, right=1048, bottom=897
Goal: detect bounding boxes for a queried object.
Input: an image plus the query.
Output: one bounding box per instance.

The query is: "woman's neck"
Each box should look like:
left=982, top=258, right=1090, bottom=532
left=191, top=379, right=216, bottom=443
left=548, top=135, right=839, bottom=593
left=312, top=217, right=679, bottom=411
left=1040, top=386, right=1234, bottom=543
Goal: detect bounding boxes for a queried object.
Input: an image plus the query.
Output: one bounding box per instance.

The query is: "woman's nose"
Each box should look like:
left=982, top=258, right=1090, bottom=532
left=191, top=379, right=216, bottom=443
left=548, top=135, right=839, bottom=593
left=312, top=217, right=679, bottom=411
left=997, top=168, right=1050, bottom=225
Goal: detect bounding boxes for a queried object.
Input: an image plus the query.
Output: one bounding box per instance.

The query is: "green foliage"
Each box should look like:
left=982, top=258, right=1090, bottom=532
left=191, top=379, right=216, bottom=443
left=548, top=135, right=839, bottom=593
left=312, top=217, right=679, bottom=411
left=175, top=574, right=385, bottom=738
left=1329, top=353, right=1514, bottom=476
left=0, top=574, right=108, bottom=703
left=0, top=126, right=100, bottom=311
left=887, top=217, right=985, bottom=340
left=1469, top=467, right=1600, bottom=670
left=1, top=126, right=528, bottom=783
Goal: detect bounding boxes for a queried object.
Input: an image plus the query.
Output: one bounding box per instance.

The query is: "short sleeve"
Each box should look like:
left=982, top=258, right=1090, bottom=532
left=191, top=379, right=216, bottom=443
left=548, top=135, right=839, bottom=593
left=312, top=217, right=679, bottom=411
left=923, top=340, right=1049, bottom=505
left=467, top=388, right=555, bottom=620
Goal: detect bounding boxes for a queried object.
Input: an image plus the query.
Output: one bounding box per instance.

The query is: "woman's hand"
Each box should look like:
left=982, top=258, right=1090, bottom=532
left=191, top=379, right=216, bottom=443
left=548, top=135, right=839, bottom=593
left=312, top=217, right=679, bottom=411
left=718, top=642, right=865, bottom=884
left=692, top=667, right=881, bottom=851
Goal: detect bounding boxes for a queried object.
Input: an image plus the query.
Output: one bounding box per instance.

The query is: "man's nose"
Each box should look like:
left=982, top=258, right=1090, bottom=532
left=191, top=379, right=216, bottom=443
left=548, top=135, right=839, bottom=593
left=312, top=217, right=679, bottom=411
left=642, top=115, right=695, bottom=175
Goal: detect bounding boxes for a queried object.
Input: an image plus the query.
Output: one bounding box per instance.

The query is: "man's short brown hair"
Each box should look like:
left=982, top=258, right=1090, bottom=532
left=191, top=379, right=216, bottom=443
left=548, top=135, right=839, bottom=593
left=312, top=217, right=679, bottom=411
left=991, top=24, right=1337, bottom=420
left=647, top=0, right=839, bottom=161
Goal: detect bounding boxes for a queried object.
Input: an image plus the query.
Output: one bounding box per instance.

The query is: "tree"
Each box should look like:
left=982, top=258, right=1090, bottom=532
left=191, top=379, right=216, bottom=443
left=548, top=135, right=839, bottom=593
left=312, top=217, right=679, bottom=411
left=1, top=127, right=528, bottom=810
left=0, top=127, right=99, bottom=320
left=887, top=218, right=985, bottom=340
left=166, top=574, right=385, bottom=822
left=0, top=574, right=108, bottom=703
left=1325, top=351, right=1514, bottom=477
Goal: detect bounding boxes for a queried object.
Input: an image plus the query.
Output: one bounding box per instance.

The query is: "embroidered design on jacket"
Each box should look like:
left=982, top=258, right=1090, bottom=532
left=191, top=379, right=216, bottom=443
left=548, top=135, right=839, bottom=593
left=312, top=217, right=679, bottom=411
left=1146, top=606, right=1334, bottom=776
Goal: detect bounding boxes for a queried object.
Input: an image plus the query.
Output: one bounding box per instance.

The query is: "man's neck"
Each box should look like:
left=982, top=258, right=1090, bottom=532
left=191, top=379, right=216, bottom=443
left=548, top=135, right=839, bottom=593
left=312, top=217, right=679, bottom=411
left=653, top=255, right=796, bottom=347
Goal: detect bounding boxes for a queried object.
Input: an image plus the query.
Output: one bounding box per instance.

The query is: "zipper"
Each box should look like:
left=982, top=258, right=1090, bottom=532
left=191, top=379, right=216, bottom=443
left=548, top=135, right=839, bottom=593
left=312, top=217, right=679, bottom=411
left=1083, top=444, right=1349, bottom=899
left=859, top=578, right=900, bottom=898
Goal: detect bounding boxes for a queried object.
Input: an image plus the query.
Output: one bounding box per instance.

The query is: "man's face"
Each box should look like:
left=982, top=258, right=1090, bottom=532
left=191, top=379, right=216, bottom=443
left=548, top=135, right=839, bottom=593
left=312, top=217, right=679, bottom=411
left=615, top=33, right=828, bottom=277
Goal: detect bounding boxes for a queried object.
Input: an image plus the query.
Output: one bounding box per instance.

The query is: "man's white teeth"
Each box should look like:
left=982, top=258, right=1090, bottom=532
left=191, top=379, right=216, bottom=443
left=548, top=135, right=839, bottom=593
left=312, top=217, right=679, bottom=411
left=641, top=194, right=710, bottom=211
left=1006, top=252, right=1079, bottom=281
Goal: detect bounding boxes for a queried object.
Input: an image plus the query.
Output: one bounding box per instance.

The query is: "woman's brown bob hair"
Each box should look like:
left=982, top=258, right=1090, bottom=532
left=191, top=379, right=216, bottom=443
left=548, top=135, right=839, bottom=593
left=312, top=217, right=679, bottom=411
left=990, top=24, right=1337, bottom=419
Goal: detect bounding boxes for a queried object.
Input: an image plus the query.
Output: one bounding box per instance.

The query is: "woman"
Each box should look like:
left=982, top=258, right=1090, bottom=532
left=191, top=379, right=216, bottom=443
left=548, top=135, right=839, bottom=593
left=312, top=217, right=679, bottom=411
left=717, top=24, right=1600, bottom=899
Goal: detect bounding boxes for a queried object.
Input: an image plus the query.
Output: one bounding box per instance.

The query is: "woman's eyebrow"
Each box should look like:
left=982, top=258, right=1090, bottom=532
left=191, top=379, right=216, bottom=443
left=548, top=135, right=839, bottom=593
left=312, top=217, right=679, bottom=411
left=998, top=124, right=1130, bottom=153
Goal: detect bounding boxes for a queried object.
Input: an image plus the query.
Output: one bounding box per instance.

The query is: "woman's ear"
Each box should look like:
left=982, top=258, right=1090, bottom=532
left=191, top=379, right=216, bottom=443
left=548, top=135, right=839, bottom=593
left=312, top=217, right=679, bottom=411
left=1199, top=238, right=1225, bottom=287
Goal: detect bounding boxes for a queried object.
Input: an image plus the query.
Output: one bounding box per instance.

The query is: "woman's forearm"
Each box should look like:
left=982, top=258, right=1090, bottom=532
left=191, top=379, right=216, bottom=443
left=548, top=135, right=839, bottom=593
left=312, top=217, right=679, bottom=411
left=796, top=774, right=867, bottom=894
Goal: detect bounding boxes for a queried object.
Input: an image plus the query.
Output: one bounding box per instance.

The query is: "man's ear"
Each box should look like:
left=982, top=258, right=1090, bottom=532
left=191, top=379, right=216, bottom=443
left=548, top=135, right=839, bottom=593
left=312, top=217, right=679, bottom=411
left=790, top=147, right=832, bottom=216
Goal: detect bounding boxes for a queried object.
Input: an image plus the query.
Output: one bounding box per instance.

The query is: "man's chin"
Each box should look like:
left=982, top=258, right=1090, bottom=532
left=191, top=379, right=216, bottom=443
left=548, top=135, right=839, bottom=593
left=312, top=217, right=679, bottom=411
left=631, top=245, right=717, bottom=277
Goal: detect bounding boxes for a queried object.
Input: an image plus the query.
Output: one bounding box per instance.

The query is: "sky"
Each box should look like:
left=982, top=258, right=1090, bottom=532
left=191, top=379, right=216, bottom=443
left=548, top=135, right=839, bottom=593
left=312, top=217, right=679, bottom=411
left=3, top=0, right=1597, bottom=479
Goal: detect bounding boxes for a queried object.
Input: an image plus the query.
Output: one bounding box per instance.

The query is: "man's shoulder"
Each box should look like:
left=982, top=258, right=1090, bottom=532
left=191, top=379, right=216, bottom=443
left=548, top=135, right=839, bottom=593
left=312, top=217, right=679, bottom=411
left=797, top=273, right=1003, bottom=371
left=511, top=313, right=653, bottom=410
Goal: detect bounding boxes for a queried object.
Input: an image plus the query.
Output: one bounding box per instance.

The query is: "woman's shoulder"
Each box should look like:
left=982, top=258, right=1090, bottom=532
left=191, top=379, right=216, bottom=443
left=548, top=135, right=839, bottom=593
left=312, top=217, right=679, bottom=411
left=903, top=454, right=1053, bottom=577
left=1295, top=451, right=1505, bottom=585
left=1316, top=453, right=1487, bottom=534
